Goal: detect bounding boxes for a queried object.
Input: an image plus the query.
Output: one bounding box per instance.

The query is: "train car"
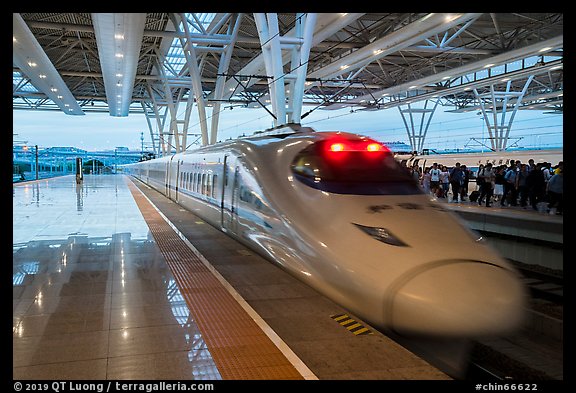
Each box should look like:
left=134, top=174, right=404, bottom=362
left=125, top=125, right=527, bottom=338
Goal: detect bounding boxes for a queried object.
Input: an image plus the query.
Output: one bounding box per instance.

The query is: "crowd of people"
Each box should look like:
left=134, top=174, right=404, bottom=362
left=406, top=159, right=563, bottom=215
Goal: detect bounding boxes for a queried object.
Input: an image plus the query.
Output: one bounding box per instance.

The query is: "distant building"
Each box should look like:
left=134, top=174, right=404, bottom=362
left=42, top=146, right=88, bottom=154
left=382, top=141, right=413, bottom=154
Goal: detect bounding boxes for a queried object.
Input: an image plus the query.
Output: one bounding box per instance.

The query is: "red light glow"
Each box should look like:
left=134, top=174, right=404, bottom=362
left=330, top=143, right=346, bottom=152
left=323, top=137, right=389, bottom=158
left=366, top=143, right=381, bottom=152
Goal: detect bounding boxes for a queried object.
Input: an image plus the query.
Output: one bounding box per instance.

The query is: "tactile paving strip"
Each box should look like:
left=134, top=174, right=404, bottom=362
left=126, top=178, right=303, bottom=380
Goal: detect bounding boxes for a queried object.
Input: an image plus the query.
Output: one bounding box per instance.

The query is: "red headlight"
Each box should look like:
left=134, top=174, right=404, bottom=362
left=330, top=143, right=346, bottom=152
left=324, top=138, right=389, bottom=156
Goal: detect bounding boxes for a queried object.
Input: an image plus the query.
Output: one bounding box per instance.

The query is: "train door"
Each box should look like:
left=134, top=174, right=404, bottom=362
left=165, top=159, right=170, bottom=196
left=229, top=166, right=240, bottom=233
left=166, top=155, right=180, bottom=200
left=174, top=160, right=181, bottom=202
left=220, top=155, right=229, bottom=229
left=221, top=155, right=239, bottom=234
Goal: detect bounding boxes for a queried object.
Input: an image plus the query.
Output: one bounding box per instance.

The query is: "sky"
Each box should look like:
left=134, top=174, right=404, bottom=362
left=12, top=102, right=563, bottom=152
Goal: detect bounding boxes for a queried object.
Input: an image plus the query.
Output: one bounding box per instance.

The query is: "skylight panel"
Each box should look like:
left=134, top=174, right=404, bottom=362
left=13, top=71, right=40, bottom=93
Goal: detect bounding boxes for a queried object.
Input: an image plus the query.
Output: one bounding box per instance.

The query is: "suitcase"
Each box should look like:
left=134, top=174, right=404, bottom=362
left=469, top=190, right=480, bottom=202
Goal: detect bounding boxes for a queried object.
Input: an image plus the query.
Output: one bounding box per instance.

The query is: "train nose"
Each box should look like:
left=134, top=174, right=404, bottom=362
left=388, top=262, right=527, bottom=337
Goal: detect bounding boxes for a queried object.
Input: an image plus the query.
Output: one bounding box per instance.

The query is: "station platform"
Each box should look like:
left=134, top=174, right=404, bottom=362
left=13, top=175, right=451, bottom=380
left=436, top=196, right=563, bottom=273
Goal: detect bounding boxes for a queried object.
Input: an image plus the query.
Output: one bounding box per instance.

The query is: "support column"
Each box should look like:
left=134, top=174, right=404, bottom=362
left=153, top=48, right=187, bottom=153
left=398, top=100, right=439, bottom=154
left=209, top=14, right=243, bottom=145
left=474, top=75, right=534, bottom=151
left=144, top=82, right=171, bottom=156
left=173, top=13, right=209, bottom=146
left=254, top=13, right=317, bottom=127
left=171, top=13, right=243, bottom=146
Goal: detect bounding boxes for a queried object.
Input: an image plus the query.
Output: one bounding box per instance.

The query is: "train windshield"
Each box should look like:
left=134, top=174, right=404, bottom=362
left=291, top=138, right=422, bottom=195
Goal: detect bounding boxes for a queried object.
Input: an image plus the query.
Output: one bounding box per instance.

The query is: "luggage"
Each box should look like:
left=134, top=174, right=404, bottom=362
left=469, top=190, right=480, bottom=202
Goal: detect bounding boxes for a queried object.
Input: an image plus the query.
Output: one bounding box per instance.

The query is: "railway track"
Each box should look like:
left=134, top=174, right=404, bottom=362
left=513, top=261, right=563, bottom=304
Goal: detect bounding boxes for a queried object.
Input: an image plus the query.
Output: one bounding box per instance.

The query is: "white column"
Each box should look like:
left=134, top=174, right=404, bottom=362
left=255, top=13, right=317, bottom=127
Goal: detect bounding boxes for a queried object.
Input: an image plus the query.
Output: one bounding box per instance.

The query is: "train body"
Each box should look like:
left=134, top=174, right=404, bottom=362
left=125, top=126, right=527, bottom=338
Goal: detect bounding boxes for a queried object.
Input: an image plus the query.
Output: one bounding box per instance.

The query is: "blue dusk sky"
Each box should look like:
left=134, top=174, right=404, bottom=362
left=13, top=103, right=563, bottom=152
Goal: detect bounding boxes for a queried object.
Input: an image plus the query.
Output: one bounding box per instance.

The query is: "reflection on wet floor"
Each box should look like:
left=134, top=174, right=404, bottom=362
left=13, top=175, right=221, bottom=380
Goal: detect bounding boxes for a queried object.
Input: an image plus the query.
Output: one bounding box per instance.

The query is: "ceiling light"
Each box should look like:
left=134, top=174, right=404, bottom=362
left=92, top=13, right=146, bottom=117
left=13, top=13, right=84, bottom=115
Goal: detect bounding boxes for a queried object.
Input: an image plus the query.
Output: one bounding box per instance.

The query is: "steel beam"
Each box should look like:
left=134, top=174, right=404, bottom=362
left=254, top=13, right=317, bottom=127
left=307, top=13, right=482, bottom=80
left=209, top=14, right=243, bottom=144
left=325, top=35, right=562, bottom=110
left=209, top=13, right=364, bottom=103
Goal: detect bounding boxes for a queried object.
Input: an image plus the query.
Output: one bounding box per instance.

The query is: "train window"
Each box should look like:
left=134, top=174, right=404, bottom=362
left=201, top=174, right=206, bottom=195
left=291, top=138, right=421, bottom=195
left=212, top=175, right=217, bottom=198
left=196, top=173, right=201, bottom=193
left=208, top=174, right=212, bottom=197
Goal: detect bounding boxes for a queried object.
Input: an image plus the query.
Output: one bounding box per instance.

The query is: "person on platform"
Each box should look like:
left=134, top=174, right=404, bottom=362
left=553, top=161, right=563, bottom=175
left=493, top=165, right=506, bottom=203
left=421, top=167, right=431, bottom=194
left=449, top=162, right=464, bottom=202
left=547, top=166, right=563, bottom=215
left=527, top=162, right=546, bottom=212
left=429, top=163, right=441, bottom=197
left=501, top=162, right=518, bottom=207
left=440, top=165, right=450, bottom=198
left=516, top=163, right=530, bottom=208
left=459, top=164, right=470, bottom=201
left=477, top=163, right=495, bottom=207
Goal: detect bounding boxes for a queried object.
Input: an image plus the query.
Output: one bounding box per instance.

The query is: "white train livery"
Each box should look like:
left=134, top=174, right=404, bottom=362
left=125, top=125, right=527, bottom=338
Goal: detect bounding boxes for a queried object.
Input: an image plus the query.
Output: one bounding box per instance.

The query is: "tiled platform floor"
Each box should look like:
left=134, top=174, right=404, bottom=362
left=13, top=175, right=221, bottom=379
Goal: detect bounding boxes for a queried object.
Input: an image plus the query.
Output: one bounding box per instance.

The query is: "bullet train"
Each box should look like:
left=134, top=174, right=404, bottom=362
left=125, top=124, right=527, bottom=338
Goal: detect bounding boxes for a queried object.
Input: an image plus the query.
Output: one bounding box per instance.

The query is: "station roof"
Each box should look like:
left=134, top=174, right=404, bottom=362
left=13, top=13, right=563, bottom=118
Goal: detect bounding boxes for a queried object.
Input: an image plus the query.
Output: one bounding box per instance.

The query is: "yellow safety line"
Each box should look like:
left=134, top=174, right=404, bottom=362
left=126, top=177, right=307, bottom=380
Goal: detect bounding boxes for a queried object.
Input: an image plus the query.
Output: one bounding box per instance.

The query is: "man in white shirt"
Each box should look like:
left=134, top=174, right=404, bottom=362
left=429, top=163, right=441, bottom=196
